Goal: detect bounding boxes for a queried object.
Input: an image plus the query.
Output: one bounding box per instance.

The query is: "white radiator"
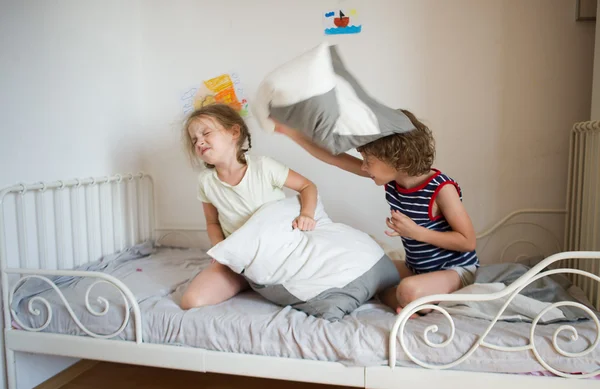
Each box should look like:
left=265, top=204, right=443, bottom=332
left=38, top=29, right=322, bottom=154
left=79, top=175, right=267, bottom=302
left=564, top=120, right=600, bottom=309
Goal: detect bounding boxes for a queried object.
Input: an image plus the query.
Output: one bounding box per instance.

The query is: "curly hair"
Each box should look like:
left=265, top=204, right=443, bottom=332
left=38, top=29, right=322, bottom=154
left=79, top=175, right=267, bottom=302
left=357, top=110, right=435, bottom=176
left=182, top=104, right=252, bottom=169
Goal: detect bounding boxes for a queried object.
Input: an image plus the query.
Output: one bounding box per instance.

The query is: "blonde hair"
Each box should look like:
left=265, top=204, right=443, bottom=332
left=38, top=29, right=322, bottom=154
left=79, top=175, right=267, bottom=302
left=357, top=110, right=435, bottom=176
left=182, top=104, right=252, bottom=169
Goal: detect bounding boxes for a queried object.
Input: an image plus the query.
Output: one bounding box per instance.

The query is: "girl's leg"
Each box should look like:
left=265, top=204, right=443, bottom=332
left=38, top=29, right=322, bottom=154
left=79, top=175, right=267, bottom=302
left=395, top=269, right=462, bottom=315
left=180, top=262, right=249, bottom=310
left=378, top=261, right=413, bottom=310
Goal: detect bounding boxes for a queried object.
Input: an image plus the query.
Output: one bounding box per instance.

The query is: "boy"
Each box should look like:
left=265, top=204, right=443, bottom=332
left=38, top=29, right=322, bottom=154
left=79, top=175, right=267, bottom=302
left=274, top=110, right=478, bottom=314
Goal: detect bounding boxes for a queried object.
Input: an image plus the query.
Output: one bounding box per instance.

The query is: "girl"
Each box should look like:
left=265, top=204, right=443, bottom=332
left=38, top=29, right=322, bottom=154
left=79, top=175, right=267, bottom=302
left=274, top=110, right=478, bottom=315
left=180, top=104, right=318, bottom=310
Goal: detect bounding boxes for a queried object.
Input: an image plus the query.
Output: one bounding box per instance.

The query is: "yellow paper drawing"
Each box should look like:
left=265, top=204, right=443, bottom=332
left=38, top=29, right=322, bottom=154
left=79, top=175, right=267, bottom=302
left=182, top=73, right=249, bottom=117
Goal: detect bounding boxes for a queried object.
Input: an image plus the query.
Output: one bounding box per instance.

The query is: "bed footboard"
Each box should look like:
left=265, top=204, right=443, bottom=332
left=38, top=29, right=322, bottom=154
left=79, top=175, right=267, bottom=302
left=388, top=251, right=600, bottom=379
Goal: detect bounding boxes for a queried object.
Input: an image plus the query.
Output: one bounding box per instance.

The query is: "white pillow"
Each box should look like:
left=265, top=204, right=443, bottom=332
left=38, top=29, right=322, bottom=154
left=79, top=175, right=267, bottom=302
left=254, top=42, right=416, bottom=155
left=207, top=196, right=384, bottom=302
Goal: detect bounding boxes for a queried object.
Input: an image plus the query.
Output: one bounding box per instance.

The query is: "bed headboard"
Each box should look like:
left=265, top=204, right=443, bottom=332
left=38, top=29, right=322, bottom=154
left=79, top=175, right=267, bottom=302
left=1, top=172, right=568, bottom=270
left=0, top=173, right=154, bottom=272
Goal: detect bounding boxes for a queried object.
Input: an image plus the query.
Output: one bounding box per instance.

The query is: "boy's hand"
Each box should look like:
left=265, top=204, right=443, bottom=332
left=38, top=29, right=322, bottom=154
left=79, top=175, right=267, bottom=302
left=293, top=214, right=316, bottom=231
left=385, top=210, right=421, bottom=239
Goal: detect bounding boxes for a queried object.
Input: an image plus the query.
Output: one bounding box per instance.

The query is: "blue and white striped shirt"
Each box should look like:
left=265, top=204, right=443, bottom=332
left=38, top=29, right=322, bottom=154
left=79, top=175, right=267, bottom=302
left=385, top=169, right=479, bottom=274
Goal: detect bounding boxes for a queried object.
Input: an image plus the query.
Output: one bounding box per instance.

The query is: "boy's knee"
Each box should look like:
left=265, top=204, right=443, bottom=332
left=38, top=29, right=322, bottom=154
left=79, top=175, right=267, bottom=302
left=396, top=278, right=422, bottom=306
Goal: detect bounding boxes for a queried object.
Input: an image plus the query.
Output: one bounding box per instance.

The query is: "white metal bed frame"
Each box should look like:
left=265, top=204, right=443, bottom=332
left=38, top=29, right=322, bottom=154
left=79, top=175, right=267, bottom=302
left=1, top=173, right=599, bottom=389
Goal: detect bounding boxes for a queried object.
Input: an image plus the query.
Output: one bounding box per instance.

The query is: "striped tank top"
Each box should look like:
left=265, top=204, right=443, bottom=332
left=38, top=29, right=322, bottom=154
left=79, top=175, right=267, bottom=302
left=385, top=169, right=479, bottom=274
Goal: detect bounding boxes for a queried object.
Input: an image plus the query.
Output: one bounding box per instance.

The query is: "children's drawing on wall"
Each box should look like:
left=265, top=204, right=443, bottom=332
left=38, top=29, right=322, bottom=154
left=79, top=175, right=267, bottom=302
left=181, top=72, right=249, bottom=117
left=324, top=8, right=361, bottom=35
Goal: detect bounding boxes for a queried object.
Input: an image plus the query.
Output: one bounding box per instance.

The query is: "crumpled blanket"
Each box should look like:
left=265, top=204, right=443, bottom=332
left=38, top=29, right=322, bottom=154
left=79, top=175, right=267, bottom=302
left=439, top=262, right=599, bottom=324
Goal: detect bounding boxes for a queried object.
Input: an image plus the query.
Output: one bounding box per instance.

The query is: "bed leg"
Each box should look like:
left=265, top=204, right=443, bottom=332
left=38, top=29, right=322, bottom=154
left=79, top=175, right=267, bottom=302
left=6, top=349, right=16, bottom=389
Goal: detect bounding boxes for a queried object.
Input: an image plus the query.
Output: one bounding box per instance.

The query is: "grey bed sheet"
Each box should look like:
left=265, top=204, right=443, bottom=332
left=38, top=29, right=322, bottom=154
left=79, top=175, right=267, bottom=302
left=11, top=244, right=600, bottom=375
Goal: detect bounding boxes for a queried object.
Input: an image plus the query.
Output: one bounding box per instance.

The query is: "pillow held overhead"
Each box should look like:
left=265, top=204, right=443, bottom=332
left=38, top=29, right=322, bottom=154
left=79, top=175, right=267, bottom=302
left=254, top=42, right=415, bottom=155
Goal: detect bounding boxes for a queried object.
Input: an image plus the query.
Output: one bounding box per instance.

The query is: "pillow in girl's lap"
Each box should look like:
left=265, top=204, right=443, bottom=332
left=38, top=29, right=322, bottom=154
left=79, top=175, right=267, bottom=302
left=207, top=196, right=400, bottom=321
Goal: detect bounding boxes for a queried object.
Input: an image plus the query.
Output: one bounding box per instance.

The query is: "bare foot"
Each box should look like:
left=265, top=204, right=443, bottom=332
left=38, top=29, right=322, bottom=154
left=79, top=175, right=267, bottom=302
left=396, top=306, right=419, bottom=319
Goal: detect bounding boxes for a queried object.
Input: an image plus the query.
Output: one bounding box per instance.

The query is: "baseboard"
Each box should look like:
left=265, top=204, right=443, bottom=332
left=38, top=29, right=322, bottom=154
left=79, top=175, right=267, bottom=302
left=33, top=360, right=98, bottom=389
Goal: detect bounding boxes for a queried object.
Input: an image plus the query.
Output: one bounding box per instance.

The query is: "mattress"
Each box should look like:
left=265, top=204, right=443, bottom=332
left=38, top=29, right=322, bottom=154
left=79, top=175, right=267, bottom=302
left=11, top=244, right=600, bottom=375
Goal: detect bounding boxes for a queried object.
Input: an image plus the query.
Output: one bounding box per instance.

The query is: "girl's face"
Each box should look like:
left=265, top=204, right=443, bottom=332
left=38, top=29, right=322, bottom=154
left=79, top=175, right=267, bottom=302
left=188, top=116, right=239, bottom=166
left=359, top=153, right=398, bottom=186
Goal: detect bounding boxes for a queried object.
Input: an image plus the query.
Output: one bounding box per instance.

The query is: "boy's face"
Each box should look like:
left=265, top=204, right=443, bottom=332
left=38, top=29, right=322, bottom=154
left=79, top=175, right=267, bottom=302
left=359, top=153, right=398, bottom=186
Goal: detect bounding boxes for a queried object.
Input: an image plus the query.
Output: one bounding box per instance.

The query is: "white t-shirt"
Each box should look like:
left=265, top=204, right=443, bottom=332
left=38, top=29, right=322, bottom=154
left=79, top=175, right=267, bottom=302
left=197, top=155, right=290, bottom=237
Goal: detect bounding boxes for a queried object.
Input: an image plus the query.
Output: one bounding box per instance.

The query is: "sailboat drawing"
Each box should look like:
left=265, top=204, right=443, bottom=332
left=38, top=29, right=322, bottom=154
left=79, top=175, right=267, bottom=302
left=324, top=9, right=362, bottom=35
left=333, top=10, right=350, bottom=28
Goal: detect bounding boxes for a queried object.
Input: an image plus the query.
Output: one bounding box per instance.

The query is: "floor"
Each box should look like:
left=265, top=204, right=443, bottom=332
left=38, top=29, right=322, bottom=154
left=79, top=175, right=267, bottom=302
left=49, top=362, right=351, bottom=389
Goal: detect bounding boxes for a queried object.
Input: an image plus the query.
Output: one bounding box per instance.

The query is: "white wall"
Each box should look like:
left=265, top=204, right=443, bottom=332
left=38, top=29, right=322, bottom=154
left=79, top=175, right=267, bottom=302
left=139, top=0, right=595, bottom=247
left=592, top=3, right=600, bottom=120
left=0, top=1, right=142, bottom=388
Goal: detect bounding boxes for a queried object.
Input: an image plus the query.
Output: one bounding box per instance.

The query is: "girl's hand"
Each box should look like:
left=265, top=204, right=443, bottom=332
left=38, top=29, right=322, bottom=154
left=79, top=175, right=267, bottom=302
left=293, top=214, right=316, bottom=231
left=385, top=210, right=421, bottom=239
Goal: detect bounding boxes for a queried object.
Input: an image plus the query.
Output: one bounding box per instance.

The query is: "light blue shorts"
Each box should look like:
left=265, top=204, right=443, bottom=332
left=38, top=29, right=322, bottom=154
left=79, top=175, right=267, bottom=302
left=450, top=264, right=478, bottom=287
